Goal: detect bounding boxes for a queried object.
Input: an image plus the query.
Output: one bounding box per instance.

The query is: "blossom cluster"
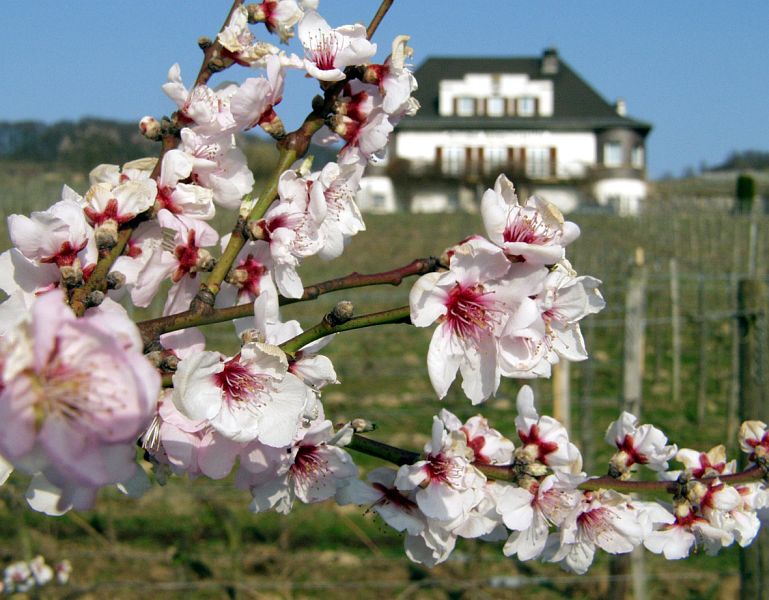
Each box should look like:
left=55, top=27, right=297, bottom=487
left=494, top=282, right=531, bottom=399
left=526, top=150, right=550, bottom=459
left=1, top=556, right=71, bottom=595
left=0, top=2, right=416, bottom=514
left=339, top=388, right=769, bottom=573
left=0, top=0, right=766, bottom=579
left=410, top=173, right=604, bottom=404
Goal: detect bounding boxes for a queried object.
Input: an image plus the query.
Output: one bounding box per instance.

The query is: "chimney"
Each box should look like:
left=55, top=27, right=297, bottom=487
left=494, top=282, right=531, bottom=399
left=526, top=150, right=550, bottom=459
left=541, top=48, right=559, bottom=75
left=614, top=98, right=627, bottom=116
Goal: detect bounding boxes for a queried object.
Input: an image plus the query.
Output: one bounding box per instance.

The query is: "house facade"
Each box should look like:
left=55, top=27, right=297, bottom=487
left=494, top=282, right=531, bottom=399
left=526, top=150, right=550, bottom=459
left=355, top=49, right=652, bottom=215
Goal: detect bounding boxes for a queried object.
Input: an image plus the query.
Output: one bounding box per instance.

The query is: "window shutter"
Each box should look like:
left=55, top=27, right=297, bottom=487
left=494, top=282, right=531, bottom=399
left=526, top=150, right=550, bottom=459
left=435, top=146, right=443, bottom=172
left=465, top=147, right=473, bottom=176
left=478, top=147, right=485, bottom=174
left=452, top=98, right=458, bottom=116
left=481, top=98, right=487, bottom=116
left=534, top=98, right=540, bottom=116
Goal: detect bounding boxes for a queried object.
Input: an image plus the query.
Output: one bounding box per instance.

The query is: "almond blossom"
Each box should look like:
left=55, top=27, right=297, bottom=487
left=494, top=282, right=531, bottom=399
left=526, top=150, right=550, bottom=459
left=0, top=290, right=158, bottom=511
left=515, top=385, right=582, bottom=474
left=251, top=0, right=304, bottom=43
left=246, top=419, right=358, bottom=514
left=410, top=236, right=521, bottom=403
left=605, top=412, right=677, bottom=476
left=8, top=196, right=95, bottom=270
left=395, top=417, right=486, bottom=522
left=481, top=174, right=580, bottom=265
left=218, top=5, right=280, bottom=67
left=172, top=341, right=317, bottom=446
left=546, top=490, right=660, bottom=574
left=298, top=11, right=376, bottom=82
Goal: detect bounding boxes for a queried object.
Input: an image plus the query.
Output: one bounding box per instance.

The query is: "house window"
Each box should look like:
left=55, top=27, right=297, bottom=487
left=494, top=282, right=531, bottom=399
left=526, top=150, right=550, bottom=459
left=631, top=145, right=645, bottom=169
left=486, top=96, right=506, bottom=117
left=517, top=96, right=537, bottom=117
left=526, top=147, right=551, bottom=178
left=455, top=97, right=475, bottom=116
left=443, top=147, right=465, bottom=175
left=485, top=147, right=507, bottom=172
left=603, top=141, right=623, bottom=167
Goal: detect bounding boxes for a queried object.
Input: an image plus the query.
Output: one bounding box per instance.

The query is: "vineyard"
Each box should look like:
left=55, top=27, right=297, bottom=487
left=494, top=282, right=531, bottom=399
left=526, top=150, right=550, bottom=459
left=1, top=165, right=768, bottom=598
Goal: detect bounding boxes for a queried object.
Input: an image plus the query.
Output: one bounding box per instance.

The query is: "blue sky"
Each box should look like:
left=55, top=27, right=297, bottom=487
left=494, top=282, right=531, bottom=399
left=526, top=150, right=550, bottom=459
left=2, top=1, right=767, bottom=179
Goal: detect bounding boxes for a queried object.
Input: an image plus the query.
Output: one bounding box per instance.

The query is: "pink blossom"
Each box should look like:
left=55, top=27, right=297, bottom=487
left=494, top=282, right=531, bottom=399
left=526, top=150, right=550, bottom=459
left=409, top=236, right=513, bottom=403
left=515, top=385, right=582, bottom=474
left=172, top=341, right=317, bottom=446
left=605, top=412, right=677, bottom=474
left=395, top=417, right=486, bottom=522
left=0, top=290, right=158, bottom=511
left=218, top=5, right=279, bottom=67
left=298, top=11, right=376, bottom=82
left=481, top=174, right=580, bottom=265
left=247, top=419, right=358, bottom=514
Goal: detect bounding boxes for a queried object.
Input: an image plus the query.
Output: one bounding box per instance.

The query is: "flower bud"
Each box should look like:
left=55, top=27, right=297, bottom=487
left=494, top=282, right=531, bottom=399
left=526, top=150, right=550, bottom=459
left=85, top=290, right=105, bottom=308
left=351, top=418, right=375, bottom=433
left=330, top=300, right=354, bottom=324
left=106, top=271, right=126, bottom=290
left=59, top=264, right=83, bottom=288
left=139, top=116, right=161, bottom=140
left=197, top=36, right=213, bottom=50
left=95, top=220, right=119, bottom=250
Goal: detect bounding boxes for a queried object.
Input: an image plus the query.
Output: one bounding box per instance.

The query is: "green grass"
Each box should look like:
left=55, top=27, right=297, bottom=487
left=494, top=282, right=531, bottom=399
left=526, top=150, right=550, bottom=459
left=0, top=163, right=766, bottom=597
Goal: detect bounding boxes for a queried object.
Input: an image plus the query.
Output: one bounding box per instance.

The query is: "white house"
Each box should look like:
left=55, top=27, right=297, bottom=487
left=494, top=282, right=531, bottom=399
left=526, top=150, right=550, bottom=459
left=357, top=49, right=651, bottom=215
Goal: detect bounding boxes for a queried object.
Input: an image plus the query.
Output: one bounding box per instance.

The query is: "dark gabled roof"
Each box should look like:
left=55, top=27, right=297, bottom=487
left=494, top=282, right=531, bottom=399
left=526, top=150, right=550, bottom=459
left=398, top=55, right=651, bottom=133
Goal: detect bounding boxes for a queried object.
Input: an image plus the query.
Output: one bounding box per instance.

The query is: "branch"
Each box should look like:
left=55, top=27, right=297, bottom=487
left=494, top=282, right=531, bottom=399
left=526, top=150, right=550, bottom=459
left=136, top=257, right=436, bottom=347
left=345, top=434, right=767, bottom=494
left=68, top=0, right=245, bottom=316
left=279, top=305, right=411, bottom=357
left=196, top=0, right=399, bottom=305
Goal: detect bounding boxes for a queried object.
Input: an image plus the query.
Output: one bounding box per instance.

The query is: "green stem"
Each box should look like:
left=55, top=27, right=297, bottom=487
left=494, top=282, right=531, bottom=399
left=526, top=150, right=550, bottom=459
left=279, top=305, right=411, bottom=357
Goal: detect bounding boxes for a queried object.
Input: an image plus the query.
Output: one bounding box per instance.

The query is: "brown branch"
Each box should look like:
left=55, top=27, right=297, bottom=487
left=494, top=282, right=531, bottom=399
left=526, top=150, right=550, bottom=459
left=346, top=433, right=767, bottom=495
left=136, top=257, right=438, bottom=348
left=367, top=0, right=396, bottom=39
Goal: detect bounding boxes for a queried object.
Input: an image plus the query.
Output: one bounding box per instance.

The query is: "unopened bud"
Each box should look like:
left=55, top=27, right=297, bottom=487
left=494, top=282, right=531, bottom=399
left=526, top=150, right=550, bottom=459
left=95, top=220, right=119, bottom=250
left=145, top=350, right=164, bottom=368
left=197, top=36, right=213, bottom=50
left=195, top=249, right=216, bottom=272
left=60, top=264, right=83, bottom=288
left=139, top=116, right=162, bottom=140
left=85, top=290, right=105, bottom=308
left=106, top=271, right=126, bottom=290
left=330, top=300, right=354, bottom=324
left=161, top=353, right=180, bottom=371
left=297, top=155, right=314, bottom=177
left=311, top=95, right=325, bottom=113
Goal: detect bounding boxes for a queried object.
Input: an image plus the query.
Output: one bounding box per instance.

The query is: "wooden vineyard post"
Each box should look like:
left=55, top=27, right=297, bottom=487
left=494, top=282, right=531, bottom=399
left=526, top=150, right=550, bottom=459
left=623, top=248, right=648, bottom=417
left=738, top=277, right=769, bottom=600
left=610, top=248, right=649, bottom=600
